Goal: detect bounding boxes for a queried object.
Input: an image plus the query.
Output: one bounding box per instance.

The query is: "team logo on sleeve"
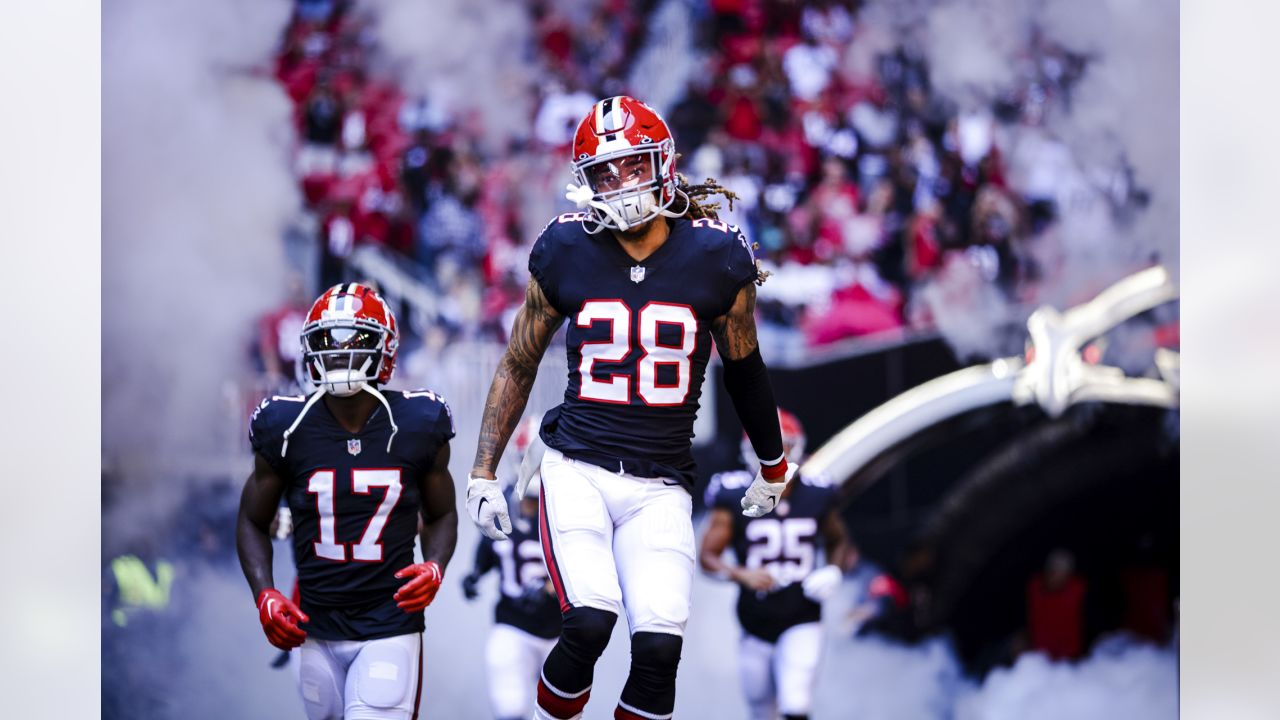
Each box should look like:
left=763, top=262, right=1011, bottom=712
left=347, top=439, right=362, bottom=456
left=630, top=265, right=646, bottom=283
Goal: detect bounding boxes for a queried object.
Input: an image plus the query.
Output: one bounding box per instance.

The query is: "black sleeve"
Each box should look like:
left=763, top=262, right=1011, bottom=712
left=433, top=397, right=457, bottom=441
left=721, top=347, right=784, bottom=468
left=470, top=537, right=498, bottom=577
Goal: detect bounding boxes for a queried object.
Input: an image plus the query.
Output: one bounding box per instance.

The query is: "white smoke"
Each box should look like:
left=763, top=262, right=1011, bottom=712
left=954, top=635, right=1178, bottom=720
left=103, top=0, right=298, bottom=538
left=370, top=0, right=546, bottom=150
left=882, top=0, right=1178, bottom=358
left=812, top=633, right=1176, bottom=720
left=626, top=0, right=700, bottom=113
left=815, top=636, right=971, bottom=719
left=806, top=580, right=1177, bottom=719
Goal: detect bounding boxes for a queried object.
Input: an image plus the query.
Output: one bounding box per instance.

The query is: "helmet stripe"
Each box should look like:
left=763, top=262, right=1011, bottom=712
left=600, top=96, right=623, bottom=142
left=595, top=98, right=608, bottom=136
left=610, top=97, right=624, bottom=134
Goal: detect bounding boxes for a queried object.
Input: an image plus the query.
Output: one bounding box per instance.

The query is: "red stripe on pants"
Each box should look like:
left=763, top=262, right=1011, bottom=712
left=538, top=482, right=571, bottom=613
left=410, top=634, right=424, bottom=720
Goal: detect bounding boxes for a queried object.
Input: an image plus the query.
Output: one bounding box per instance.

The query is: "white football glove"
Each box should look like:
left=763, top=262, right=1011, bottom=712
left=741, top=463, right=799, bottom=517
left=515, top=432, right=548, bottom=500
left=802, top=564, right=844, bottom=603
left=466, top=475, right=512, bottom=540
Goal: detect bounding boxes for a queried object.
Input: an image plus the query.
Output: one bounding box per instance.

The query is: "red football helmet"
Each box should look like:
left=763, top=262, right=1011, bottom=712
left=570, top=95, right=686, bottom=232
left=300, top=283, right=399, bottom=396
left=741, top=408, right=807, bottom=469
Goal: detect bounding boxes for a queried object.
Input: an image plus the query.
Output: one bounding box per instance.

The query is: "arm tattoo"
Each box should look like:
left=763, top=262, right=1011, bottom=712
left=711, top=284, right=760, bottom=362
left=471, top=279, right=564, bottom=477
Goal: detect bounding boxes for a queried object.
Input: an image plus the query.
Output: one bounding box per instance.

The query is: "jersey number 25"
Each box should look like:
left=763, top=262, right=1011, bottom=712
left=576, top=300, right=696, bottom=406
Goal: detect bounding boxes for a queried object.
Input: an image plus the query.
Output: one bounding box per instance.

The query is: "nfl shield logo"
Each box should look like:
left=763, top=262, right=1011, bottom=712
left=630, top=265, right=646, bottom=283
left=347, top=439, right=362, bottom=456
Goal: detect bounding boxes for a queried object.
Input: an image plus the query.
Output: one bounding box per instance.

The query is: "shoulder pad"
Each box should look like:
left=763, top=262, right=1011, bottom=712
left=249, top=394, right=307, bottom=435
left=687, top=217, right=741, bottom=251
left=686, top=219, right=758, bottom=315
left=535, top=212, right=589, bottom=243
left=530, top=215, right=587, bottom=312
left=397, top=388, right=456, bottom=440
left=248, top=394, right=309, bottom=463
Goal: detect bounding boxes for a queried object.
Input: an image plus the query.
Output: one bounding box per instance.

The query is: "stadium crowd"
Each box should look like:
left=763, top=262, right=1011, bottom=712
left=262, top=0, right=1099, bottom=358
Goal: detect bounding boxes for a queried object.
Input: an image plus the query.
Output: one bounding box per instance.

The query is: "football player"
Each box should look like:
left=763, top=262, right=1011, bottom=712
left=461, top=416, right=563, bottom=720
left=466, top=95, right=795, bottom=720
left=236, top=283, right=458, bottom=720
left=699, top=409, right=857, bottom=720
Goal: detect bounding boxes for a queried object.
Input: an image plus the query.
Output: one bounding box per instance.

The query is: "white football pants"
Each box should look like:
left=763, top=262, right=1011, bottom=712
left=486, top=623, right=556, bottom=720
left=738, top=622, right=823, bottom=720
left=537, top=448, right=696, bottom=636
left=296, top=632, right=422, bottom=720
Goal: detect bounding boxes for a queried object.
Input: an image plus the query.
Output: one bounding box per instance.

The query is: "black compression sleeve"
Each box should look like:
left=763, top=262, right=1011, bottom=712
left=721, top=347, right=784, bottom=467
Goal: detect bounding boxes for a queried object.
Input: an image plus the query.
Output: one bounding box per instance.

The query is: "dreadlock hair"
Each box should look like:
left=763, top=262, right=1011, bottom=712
left=672, top=164, right=772, bottom=285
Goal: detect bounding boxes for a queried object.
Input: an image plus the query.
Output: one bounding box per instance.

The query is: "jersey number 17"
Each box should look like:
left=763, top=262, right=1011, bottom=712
left=306, top=468, right=402, bottom=562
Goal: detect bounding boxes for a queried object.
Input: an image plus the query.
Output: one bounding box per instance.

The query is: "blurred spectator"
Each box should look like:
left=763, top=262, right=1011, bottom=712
left=1025, top=548, right=1087, bottom=661
left=533, top=79, right=596, bottom=150
left=801, top=0, right=856, bottom=47
left=266, top=0, right=1117, bottom=357
left=1119, top=534, right=1173, bottom=645
left=805, top=156, right=862, bottom=262
left=722, top=63, right=766, bottom=142
left=417, top=181, right=485, bottom=278
left=319, top=193, right=357, bottom=288
left=256, top=274, right=310, bottom=392
left=783, top=32, right=838, bottom=103
left=667, top=80, right=719, bottom=152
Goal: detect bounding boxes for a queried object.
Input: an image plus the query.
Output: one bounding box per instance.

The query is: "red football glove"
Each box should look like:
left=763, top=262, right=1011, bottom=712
left=394, top=561, right=443, bottom=613
left=257, top=588, right=309, bottom=650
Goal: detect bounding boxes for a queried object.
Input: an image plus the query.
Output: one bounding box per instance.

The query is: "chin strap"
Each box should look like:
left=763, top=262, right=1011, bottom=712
left=657, top=187, right=690, bottom=219
left=278, top=383, right=399, bottom=457
left=280, top=387, right=327, bottom=458
left=361, top=384, right=399, bottom=453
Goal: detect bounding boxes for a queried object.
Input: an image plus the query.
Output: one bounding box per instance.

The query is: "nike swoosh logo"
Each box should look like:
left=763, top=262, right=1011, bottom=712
left=662, top=479, right=682, bottom=486
left=477, top=497, right=488, bottom=515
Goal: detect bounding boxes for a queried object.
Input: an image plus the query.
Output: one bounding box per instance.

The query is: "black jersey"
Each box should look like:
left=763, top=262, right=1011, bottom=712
left=529, top=213, right=759, bottom=486
left=469, top=495, right=562, bottom=639
left=706, top=469, right=838, bottom=642
left=249, top=388, right=455, bottom=640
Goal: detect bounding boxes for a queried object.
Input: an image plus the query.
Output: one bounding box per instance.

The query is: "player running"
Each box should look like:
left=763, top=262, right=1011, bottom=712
left=700, top=409, right=857, bottom=720
left=237, top=282, right=458, bottom=720
left=461, top=417, right=563, bottom=720
left=466, top=95, right=794, bottom=720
